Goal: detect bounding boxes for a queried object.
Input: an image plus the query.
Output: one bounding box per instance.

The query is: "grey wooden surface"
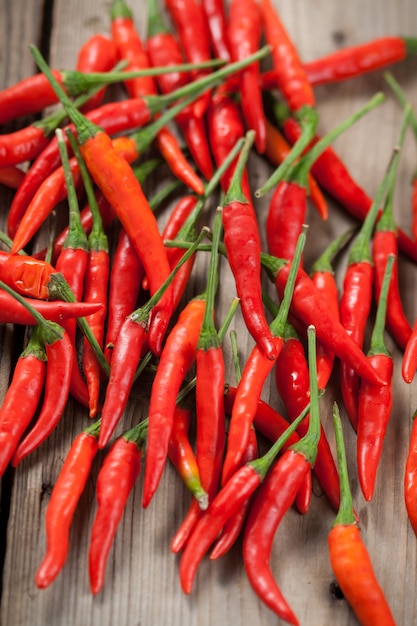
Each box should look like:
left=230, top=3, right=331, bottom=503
left=1, top=1, right=417, bottom=625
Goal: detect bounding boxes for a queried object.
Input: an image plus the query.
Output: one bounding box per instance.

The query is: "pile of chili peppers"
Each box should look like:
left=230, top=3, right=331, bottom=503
left=1, top=1, right=417, bottom=624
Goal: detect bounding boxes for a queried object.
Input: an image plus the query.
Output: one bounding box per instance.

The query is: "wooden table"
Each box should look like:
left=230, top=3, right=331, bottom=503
left=1, top=1, right=417, bottom=624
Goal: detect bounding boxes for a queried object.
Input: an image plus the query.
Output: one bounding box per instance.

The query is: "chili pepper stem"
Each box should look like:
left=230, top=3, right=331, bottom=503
left=332, top=402, right=356, bottom=527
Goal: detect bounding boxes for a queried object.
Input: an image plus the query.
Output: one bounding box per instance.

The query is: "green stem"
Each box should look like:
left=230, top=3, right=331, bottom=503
left=83, top=418, right=102, bottom=438
left=56, top=128, right=89, bottom=251
left=146, top=0, right=169, bottom=37
left=229, top=330, right=242, bottom=384
left=148, top=179, right=183, bottom=211
left=122, top=418, right=149, bottom=448
left=310, top=226, right=355, bottom=275
left=332, top=402, right=356, bottom=526
left=376, top=106, right=411, bottom=234
left=269, top=225, right=307, bottom=337
left=197, top=209, right=223, bottom=351
left=66, top=129, right=108, bottom=252
left=132, top=158, right=163, bottom=185
left=290, top=325, right=321, bottom=465
left=368, top=254, right=394, bottom=357
left=384, top=72, right=417, bottom=139
left=217, top=298, right=240, bottom=344
left=21, top=325, right=47, bottom=361
left=0, top=280, right=63, bottom=345
left=224, top=130, right=256, bottom=204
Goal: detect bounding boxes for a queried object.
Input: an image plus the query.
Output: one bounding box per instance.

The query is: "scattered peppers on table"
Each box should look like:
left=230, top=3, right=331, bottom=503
left=1, top=1, right=417, bottom=624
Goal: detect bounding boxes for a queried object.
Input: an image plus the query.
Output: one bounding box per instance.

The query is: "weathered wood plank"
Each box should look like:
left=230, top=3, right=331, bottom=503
left=1, top=1, right=417, bottom=625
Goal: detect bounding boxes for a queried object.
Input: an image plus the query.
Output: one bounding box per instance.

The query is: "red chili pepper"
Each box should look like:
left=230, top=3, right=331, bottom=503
left=0, top=281, right=74, bottom=473
left=412, top=175, right=417, bottom=242
left=311, top=229, right=353, bottom=389
left=264, top=118, right=328, bottom=220
left=404, top=410, right=417, bottom=535
left=222, top=227, right=306, bottom=485
left=164, top=0, right=213, bottom=118
left=228, top=0, right=266, bottom=153
left=35, top=420, right=100, bottom=588
left=89, top=420, right=147, bottom=594
left=266, top=93, right=384, bottom=260
left=304, top=35, right=417, bottom=87
left=97, top=230, right=205, bottom=449
left=222, top=130, right=276, bottom=359
left=76, top=34, right=118, bottom=112
left=0, top=326, right=46, bottom=476
left=274, top=324, right=340, bottom=511
left=242, top=326, right=320, bottom=625
left=202, top=0, right=231, bottom=61
left=329, top=403, right=396, bottom=626
left=339, top=145, right=400, bottom=430
left=146, top=0, right=213, bottom=182
left=261, top=252, right=385, bottom=388
left=0, top=250, right=58, bottom=300
left=0, top=165, right=25, bottom=189
left=357, top=255, right=395, bottom=502
left=372, top=184, right=412, bottom=352
left=274, top=99, right=417, bottom=264
left=403, top=319, right=417, bottom=383
left=0, top=291, right=101, bottom=325
left=178, top=400, right=310, bottom=593
left=168, top=406, right=208, bottom=508
left=143, top=296, right=206, bottom=507
left=53, top=127, right=90, bottom=409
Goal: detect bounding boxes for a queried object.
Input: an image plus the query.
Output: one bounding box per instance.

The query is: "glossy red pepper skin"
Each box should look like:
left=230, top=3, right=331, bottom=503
left=35, top=427, right=99, bottom=588
left=0, top=292, right=101, bottom=325
left=404, top=413, right=417, bottom=535
left=0, top=251, right=57, bottom=300
left=267, top=181, right=307, bottom=261
left=339, top=262, right=374, bottom=431
left=89, top=436, right=142, bottom=594
left=372, top=230, right=412, bottom=350
left=402, top=320, right=417, bottom=383
left=328, top=524, right=396, bottom=626
left=243, top=449, right=309, bottom=626
left=202, top=0, right=231, bottom=61
left=143, top=297, right=205, bottom=508
left=228, top=0, right=266, bottom=153
left=274, top=335, right=340, bottom=511
left=104, top=228, right=143, bottom=365
left=0, top=125, right=51, bottom=168
left=0, top=342, right=46, bottom=476
left=412, top=177, right=417, bottom=242
left=357, top=354, right=393, bottom=501
left=311, top=268, right=339, bottom=389
left=11, top=331, right=74, bottom=466
left=0, top=165, right=25, bottom=189
left=304, top=36, right=413, bottom=86
left=76, top=34, right=118, bottom=112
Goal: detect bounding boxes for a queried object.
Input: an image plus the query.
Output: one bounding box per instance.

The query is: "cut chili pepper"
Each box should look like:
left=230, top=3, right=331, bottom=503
left=329, top=403, right=396, bottom=626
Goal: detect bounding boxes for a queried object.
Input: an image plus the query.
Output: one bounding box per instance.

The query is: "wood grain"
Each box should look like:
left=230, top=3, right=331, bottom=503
left=0, top=1, right=417, bottom=625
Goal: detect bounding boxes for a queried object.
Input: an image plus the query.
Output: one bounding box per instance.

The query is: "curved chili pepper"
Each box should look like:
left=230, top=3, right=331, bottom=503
left=202, top=0, right=231, bottom=61
left=179, top=400, right=310, bottom=593
left=242, top=326, right=320, bottom=625
left=372, top=190, right=412, bottom=352
left=357, top=255, right=395, bottom=502
left=35, top=420, right=101, bottom=588
left=76, top=34, right=118, bottom=112
left=0, top=326, right=46, bottom=476
left=89, top=420, right=147, bottom=594
left=222, top=228, right=306, bottom=485
left=0, top=281, right=74, bottom=472
left=264, top=118, right=328, bottom=220
left=266, top=93, right=384, bottom=261
left=275, top=99, right=417, bottom=264
left=403, top=320, right=417, bottom=383
left=339, top=143, right=401, bottom=430
left=223, top=130, right=276, bottom=359
left=304, top=35, right=417, bottom=87
left=311, top=229, right=353, bottom=389
left=98, top=230, right=205, bottom=449
left=228, top=0, right=266, bottom=153
left=329, top=403, right=396, bottom=626
left=404, top=410, right=417, bottom=535
left=168, top=406, right=208, bottom=508
left=142, top=296, right=206, bottom=507
left=261, top=252, right=385, bottom=388
left=0, top=293, right=101, bottom=325
left=146, top=0, right=213, bottom=182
